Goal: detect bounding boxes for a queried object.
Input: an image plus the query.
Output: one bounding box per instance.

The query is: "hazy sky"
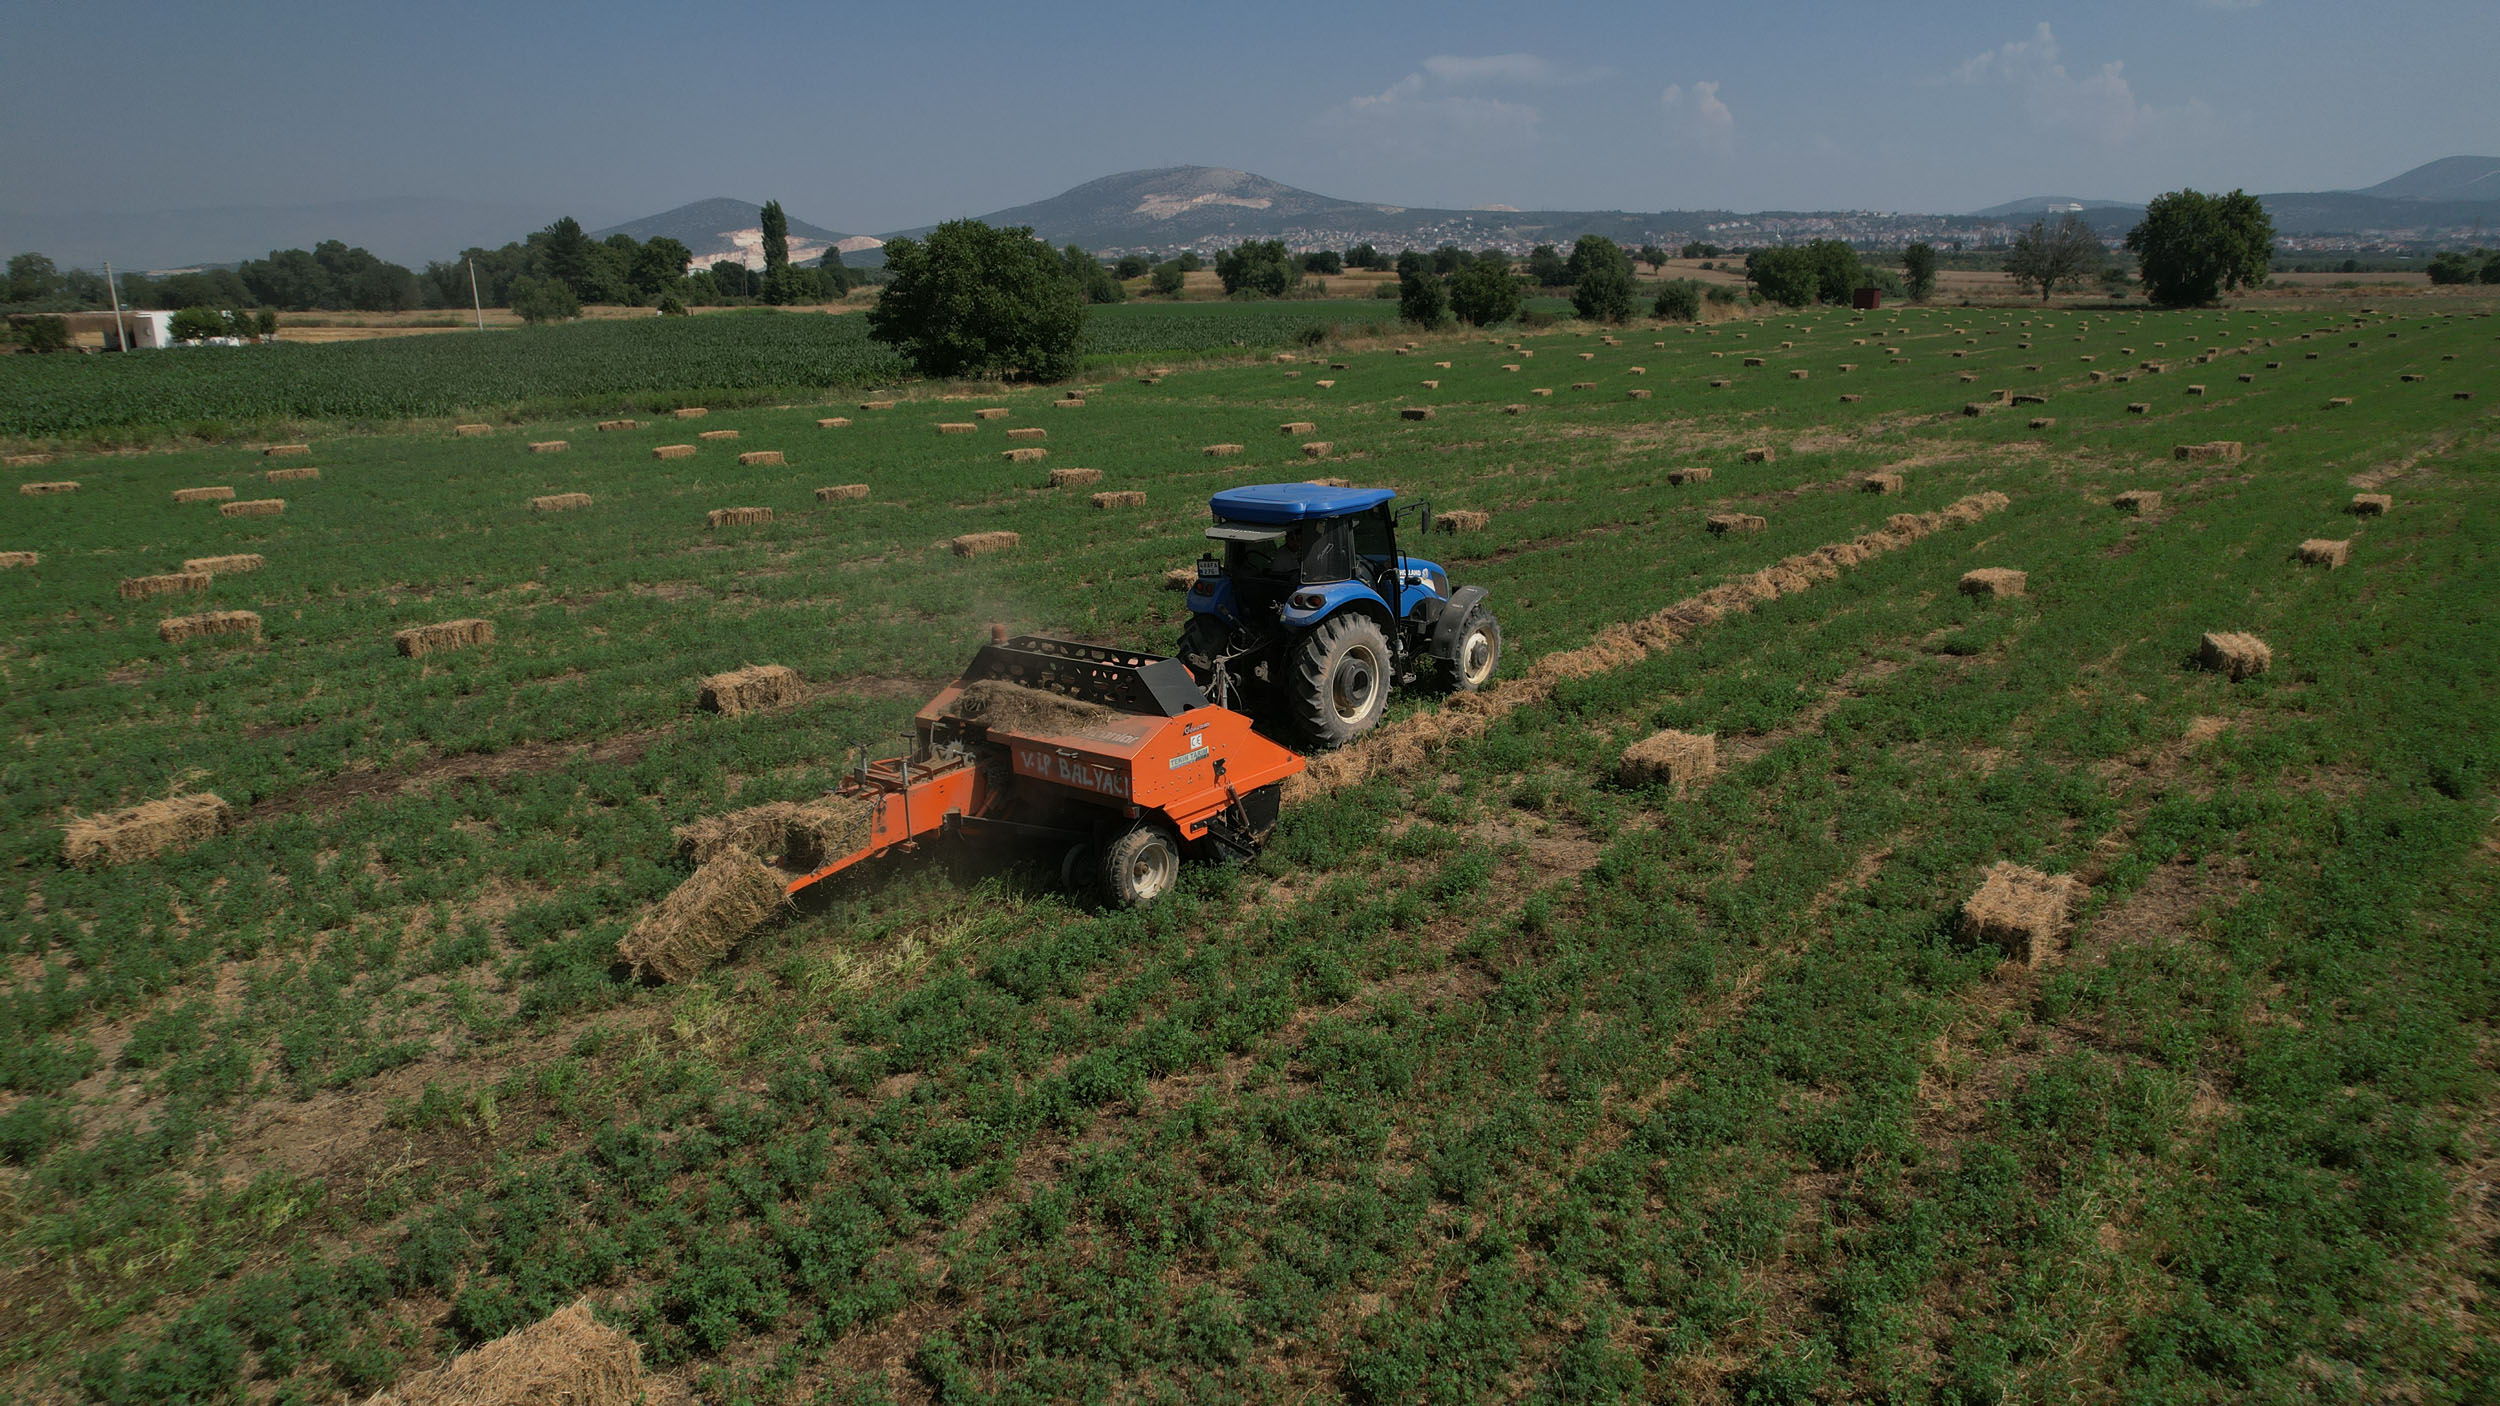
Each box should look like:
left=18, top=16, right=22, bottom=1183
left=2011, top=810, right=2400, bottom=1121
left=5, top=0, right=2495, bottom=232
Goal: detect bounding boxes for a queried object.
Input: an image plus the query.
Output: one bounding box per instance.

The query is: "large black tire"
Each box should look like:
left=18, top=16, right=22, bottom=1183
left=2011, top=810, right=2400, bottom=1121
left=1450, top=610, right=1502, bottom=692
left=1177, top=615, right=1232, bottom=681
left=1289, top=613, right=1393, bottom=746
left=1100, top=824, right=1181, bottom=906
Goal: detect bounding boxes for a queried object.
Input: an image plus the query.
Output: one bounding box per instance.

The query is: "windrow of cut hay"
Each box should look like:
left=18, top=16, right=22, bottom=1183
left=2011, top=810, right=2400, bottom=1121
left=61, top=793, right=230, bottom=868
left=674, top=793, right=878, bottom=869
left=616, top=851, right=788, bottom=983
left=1288, top=490, right=2014, bottom=802
left=159, top=610, right=261, bottom=644
left=698, top=664, right=806, bottom=716
left=396, top=618, right=494, bottom=658
left=362, top=1298, right=643, bottom=1406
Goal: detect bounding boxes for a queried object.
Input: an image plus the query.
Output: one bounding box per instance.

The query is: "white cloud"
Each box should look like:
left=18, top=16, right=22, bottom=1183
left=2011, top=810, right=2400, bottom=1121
left=1420, top=53, right=1603, bottom=88
left=1954, top=22, right=2204, bottom=147
left=1661, top=80, right=1735, bottom=156
left=1324, top=62, right=1545, bottom=159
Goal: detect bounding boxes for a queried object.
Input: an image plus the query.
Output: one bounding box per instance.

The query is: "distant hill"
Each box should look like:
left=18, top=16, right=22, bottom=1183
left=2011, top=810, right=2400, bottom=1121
left=2355, top=156, right=2500, bottom=203
left=591, top=199, right=857, bottom=270
left=1968, top=196, right=2139, bottom=218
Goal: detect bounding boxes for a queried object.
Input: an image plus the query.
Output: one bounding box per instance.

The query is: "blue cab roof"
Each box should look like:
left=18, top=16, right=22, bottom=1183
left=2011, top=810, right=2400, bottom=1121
left=1208, top=483, right=1396, bottom=525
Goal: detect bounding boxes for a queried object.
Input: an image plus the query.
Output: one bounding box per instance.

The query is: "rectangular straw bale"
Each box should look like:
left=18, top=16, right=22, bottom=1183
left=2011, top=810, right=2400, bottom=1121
left=1618, top=730, right=1716, bottom=793
left=1402, top=407, right=1436, bottom=420
left=1301, top=442, right=1333, bottom=458
left=1860, top=473, right=1904, bottom=494
left=1667, top=467, right=1713, bottom=485
left=974, top=407, right=1010, bottom=420
left=1536, top=386, right=1558, bottom=396
left=1963, top=402, right=1992, bottom=417
left=1742, top=356, right=1766, bottom=367
left=1051, top=397, right=1085, bottom=408
left=815, top=484, right=869, bottom=501
left=1047, top=467, right=1102, bottom=487
left=172, top=486, right=235, bottom=503
left=1006, top=427, right=1046, bottom=441
left=817, top=417, right=851, bottom=429
left=1959, top=568, right=2027, bottom=597
left=700, top=663, right=805, bottom=716
left=2114, top=490, right=2161, bottom=514
left=3, top=453, right=45, bottom=468
left=2173, top=441, right=2242, bottom=462
left=859, top=400, right=897, bottom=411
left=698, top=429, right=740, bottom=442
left=1436, top=509, right=1490, bottom=534
left=264, top=444, right=310, bottom=456
left=597, top=419, right=640, bottom=431
left=1091, top=490, right=1147, bottom=509
left=2011, top=393, right=2047, bottom=405
left=396, top=618, right=494, bottom=657
left=0, top=551, right=39, bottom=568
left=1627, top=388, right=1653, bottom=399
left=184, top=553, right=263, bottom=575
left=653, top=444, right=696, bottom=460
left=529, top=440, right=568, bottom=454
left=1003, top=447, right=1049, bottom=463
left=707, top=506, right=773, bottom=527
left=532, top=493, right=593, bottom=512
left=1788, top=369, right=1809, bottom=380
left=264, top=466, right=320, bottom=482
left=1421, top=379, right=1441, bottom=390
left=120, top=571, right=211, bottom=600
left=20, top=481, right=78, bottom=495
left=1743, top=447, right=1775, bottom=463
left=61, top=793, right=230, bottom=868
left=361, top=1297, right=643, bottom=1406
left=737, top=450, right=784, bottom=467
left=2349, top=493, right=2391, bottom=516
left=2126, top=402, right=2151, bottom=414
left=1707, top=513, right=1766, bottom=534
left=2297, top=538, right=2349, bottom=569
left=220, top=498, right=284, bottom=517
left=2326, top=396, right=2351, bottom=407
left=1569, top=381, right=1595, bottom=390
left=1503, top=404, right=1528, bottom=415
left=1315, top=379, right=1335, bottom=388
left=1203, top=444, right=1243, bottom=457
left=1841, top=394, right=1866, bottom=403
left=1279, top=421, right=1318, bottom=435
left=2028, top=417, right=2056, bottom=429
left=2198, top=631, right=2271, bottom=680
left=937, top=422, right=978, bottom=435
left=158, top=610, right=260, bottom=644
left=1165, top=566, right=1197, bottom=590
left=673, top=407, right=708, bottom=419
left=454, top=424, right=492, bottom=437
left=950, top=531, right=1019, bottom=557
left=1957, top=862, right=2083, bottom=966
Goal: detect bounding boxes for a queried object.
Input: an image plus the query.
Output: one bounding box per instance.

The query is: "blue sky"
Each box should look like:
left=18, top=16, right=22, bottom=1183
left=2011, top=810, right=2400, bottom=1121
left=4, top=0, right=2494, bottom=232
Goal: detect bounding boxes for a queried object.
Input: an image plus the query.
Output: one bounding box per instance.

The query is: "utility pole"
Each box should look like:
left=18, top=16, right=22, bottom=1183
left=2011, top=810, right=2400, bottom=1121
left=467, top=256, right=485, bottom=331
left=103, top=260, right=132, bottom=350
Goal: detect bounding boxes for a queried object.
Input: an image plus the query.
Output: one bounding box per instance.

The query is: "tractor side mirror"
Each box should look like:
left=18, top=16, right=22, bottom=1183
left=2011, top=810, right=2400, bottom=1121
left=1398, top=500, right=1433, bottom=536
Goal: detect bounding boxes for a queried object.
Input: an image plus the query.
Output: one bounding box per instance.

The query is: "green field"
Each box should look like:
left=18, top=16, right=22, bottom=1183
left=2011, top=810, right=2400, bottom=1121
left=3, top=296, right=2496, bottom=1403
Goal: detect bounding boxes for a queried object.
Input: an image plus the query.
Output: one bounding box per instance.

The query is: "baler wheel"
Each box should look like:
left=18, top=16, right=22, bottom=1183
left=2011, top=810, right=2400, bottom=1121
left=1102, top=824, right=1181, bottom=906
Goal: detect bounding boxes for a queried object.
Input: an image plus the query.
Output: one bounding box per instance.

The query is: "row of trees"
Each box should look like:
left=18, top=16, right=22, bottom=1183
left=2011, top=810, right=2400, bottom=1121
left=6, top=244, right=422, bottom=314
left=2425, top=248, right=2500, bottom=285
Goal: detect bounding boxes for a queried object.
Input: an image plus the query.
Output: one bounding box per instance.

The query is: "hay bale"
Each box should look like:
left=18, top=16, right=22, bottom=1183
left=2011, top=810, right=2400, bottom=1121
left=2297, top=538, right=2350, bottom=569
left=2173, top=441, right=2242, bottom=462
left=708, top=506, right=773, bottom=528
left=737, top=450, right=785, bottom=467
left=1861, top=473, right=1904, bottom=494
left=2349, top=493, right=2392, bottom=516
left=220, top=498, right=285, bottom=517
left=1421, top=379, right=1440, bottom=390
left=0, top=551, right=40, bottom=568
left=1956, top=862, right=2083, bottom=967
left=700, top=664, right=805, bottom=716
left=1962, top=402, right=1992, bottom=417
left=184, top=553, right=264, bottom=574
left=1503, top=404, right=1528, bottom=415
left=2457, top=391, right=2476, bottom=401
left=1315, top=379, right=1336, bottom=388
left=1139, top=376, right=1162, bottom=386
left=674, top=407, right=709, bottom=419
left=596, top=419, right=640, bottom=431
left=120, top=571, right=212, bottom=601
left=2011, top=393, right=2047, bottom=405
left=974, top=407, right=1010, bottom=420
left=2028, top=417, right=2056, bottom=429
left=1203, top=444, right=1244, bottom=457
left=950, top=531, right=1019, bottom=557
left=363, top=1298, right=643, bottom=1406
left=2326, top=396, right=2351, bottom=408
left=1279, top=421, right=1318, bottom=435
left=1627, top=389, right=1652, bottom=400
left=1788, top=369, right=1809, bottom=381
left=2239, top=373, right=2256, bottom=383
left=1436, top=509, right=1490, bottom=534
left=20, top=481, right=78, bottom=495
left=61, top=793, right=230, bottom=868
left=1706, top=513, right=1766, bottom=535
left=2114, top=490, right=2161, bottom=515
left=454, top=424, right=492, bottom=437
left=1958, top=373, right=1979, bottom=384
left=1959, top=568, right=2027, bottom=598
left=1742, top=356, right=1766, bottom=367
left=1091, top=490, right=1147, bottom=510
left=937, top=423, right=978, bottom=435
left=1051, top=397, right=1085, bottom=409
left=816, top=484, right=869, bottom=501
left=859, top=400, right=897, bottom=411
left=264, top=466, right=320, bottom=483
left=2, top=453, right=45, bottom=468
left=1841, top=394, right=1866, bottom=404
left=1570, top=381, right=1596, bottom=391
left=1402, top=407, right=1436, bottom=420
left=2126, top=402, right=2152, bottom=415
left=698, top=429, right=740, bottom=442
left=1628, top=366, right=1646, bottom=375
left=1047, top=467, right=1103, bottom=488
left=653, top=444, right=697, bottom=460
left=1301, top=441, right=1333, bottom=459
left=817, top=417, right=851, bottom=429
left=529, top=440, right=568, bottom=454
left=1618, top=730, right=1716, bottom=793
left=532, top=493, right=593, bottom=512
left=674, top=795, right=878, bottom=868
left=2198, top=631, right=2271, bottom=680
left=1666, top=467, right=1713, bottom=486
left=1582, top=352, right=1600, bottom=361
left=1306, top=476, right=1353, bottom=488
left=1535, top=386, right=1558, bottom=396
left=159, top=610, right=260, bottom=644
left=1003, top=447, right=1049, bottom=464
left=1006, top=427, right=1046, bottom=442
left=396, top=618, right=494, bottom=658
left=2186, top=385, right=2206, bottom=397
left=172, top=486, right=235, bottom=504
left=1164, top=567, right=1197, bottom=590
left=264, top=444, right=310, bottom=457
left=1743, top=447, right=1775, bottom=463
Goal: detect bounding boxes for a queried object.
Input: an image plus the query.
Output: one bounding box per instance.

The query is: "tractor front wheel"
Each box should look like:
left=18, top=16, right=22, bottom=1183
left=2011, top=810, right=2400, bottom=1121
left=1289, top=613, right=1392, bottom=746
left=1100, top=824, right=1181, bottom=906
left=1451, top=610, right=1502, bottom=692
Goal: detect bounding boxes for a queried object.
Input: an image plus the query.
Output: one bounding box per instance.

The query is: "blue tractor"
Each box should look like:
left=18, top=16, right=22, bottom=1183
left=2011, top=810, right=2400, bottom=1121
left=1178, top=483, right=1501, bottom=746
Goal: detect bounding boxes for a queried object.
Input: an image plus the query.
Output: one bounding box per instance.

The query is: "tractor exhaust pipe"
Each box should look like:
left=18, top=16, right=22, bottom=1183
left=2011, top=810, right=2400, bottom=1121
left=990, top=622, right=1008, bottom=645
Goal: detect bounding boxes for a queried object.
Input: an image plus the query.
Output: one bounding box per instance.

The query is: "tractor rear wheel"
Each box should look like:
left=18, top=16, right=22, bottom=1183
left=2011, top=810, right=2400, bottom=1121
left=1289, top=613, right=1392, bottom=746
left=1100, top=824, right=1181, bottom=906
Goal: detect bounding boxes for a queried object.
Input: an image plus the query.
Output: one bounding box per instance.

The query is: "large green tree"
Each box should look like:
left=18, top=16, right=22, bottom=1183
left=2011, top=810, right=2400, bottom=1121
left=1525, top=244, right=1569, bottom=287
left=1213, top=240, right=1302, bottom=297
left=1902, top=242, right=1938, bottom=302
left=760, top=200, right=809, bottom=304
left=7, top=253, right=62, bottom=304
left=2003, top=214, right=2102, bottom=302
left=1446, top=258, right=1520, bottom=326
left=868, top=220, right=1085, bottom=380
left=1395, top=251, right=1446, bottom=326
left=1566, top=235, right=1634, bottom=323
left=2124, top=189, right=2275, bottom=307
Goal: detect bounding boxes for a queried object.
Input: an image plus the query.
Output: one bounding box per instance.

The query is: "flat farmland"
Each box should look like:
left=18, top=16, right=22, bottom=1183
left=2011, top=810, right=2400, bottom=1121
left=2, top=298, right=2496, bottom=1402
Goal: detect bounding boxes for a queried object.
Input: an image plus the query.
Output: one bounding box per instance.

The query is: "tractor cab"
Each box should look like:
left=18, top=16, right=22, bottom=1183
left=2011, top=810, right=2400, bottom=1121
left=1179, top=483, right=1500, bottom=746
